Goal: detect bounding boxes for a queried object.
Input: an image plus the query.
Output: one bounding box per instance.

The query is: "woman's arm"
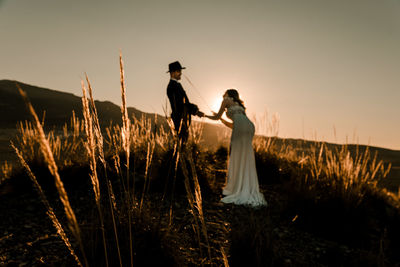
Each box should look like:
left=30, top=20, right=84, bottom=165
left=220, top=117, right=233, bottom=129
left=205, top=98, right=227, bottom=120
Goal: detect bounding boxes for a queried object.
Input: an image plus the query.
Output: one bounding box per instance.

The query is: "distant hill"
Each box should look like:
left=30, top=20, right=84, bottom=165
left=0, top=79, right=160, bottom=127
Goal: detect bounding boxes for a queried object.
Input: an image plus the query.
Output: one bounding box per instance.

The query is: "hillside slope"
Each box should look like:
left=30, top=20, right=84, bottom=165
left=0, top=80, right=162, bottom=127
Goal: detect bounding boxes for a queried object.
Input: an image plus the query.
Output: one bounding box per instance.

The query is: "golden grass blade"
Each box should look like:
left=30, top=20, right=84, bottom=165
left=12, top=144, right=84, bottom=267
left=107, top=180, right=123, bottom=267
left=86, top=75, right=124, bottom=266
left=119, top=51, right=134, bottom=267
left=179, top=149, right=203, bottom=259
left=81, top=82, right=101, bottom=203
left=187, top=150, right=212, bottom=260
left=82, top=79, right=111, bottom=267
left=220, top=246, right=229, bottom=267
left=85, top=74, right=106, bottom=164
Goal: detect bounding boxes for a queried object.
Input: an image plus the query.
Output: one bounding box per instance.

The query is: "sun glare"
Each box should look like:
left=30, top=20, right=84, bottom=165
left=211, top=95, right=223, bottom=112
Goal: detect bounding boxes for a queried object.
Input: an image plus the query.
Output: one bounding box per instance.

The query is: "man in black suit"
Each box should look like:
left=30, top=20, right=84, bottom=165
left=166, top=61, right=204, bottom=143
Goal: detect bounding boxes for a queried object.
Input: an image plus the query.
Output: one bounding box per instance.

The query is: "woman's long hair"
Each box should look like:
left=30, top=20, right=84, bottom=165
left=226, top=89, right=245, bottom=110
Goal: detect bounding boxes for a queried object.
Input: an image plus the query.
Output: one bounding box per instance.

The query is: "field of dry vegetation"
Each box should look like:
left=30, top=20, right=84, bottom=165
left=1, top=57, right=400, bottom=266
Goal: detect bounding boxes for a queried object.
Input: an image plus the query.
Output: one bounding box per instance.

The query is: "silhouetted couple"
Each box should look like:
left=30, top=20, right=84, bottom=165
left=166, top=61, right=266, bottom=207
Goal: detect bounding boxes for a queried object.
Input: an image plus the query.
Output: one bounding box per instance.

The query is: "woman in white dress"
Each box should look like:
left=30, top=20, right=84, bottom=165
left=206, top=89, right=267, bottom=207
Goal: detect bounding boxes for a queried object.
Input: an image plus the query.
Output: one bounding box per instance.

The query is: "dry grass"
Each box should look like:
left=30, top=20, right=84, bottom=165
left=6, top=55, right=400, bottom=266
left=252, top=110, right=393, bottom=207
left=81, top=78, right=109, bottom=266
left=14, top=113, right=86, bottom=168
left=0, top=160, right=13, bottom=183
left=12, top=144, right=83, bottom=267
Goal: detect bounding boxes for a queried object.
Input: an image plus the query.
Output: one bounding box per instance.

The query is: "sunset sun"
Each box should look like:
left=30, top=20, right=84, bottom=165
left=211, top=95, right=223, bottom=113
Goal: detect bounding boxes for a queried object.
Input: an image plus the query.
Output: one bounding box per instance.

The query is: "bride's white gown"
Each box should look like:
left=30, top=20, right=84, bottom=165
left=221, top=104, right=267, bottom=207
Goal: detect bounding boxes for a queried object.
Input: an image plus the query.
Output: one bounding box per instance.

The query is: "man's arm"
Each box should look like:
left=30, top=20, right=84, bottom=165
left=174, top=82, right=202, bottom=117
left=181, top=88, right=200, bottom=116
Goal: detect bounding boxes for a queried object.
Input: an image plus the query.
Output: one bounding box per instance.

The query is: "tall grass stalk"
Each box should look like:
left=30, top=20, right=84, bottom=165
left=17, top=86, right=88, bottom=266
left=220, top=246, right=229, bottom=267
left=12, top=144, right=83, bottom=267
left=119, top=52, right=134, bottom=267
left=139, top=140, right=155, bottom=213
left=179, top=142, right=212, bottom=263
left=178, top=147, right=203, bottom=258
left=85, top=74, right=123, bottom=267
left=81, top=81, right=109, bottom=267
left=187, top=150, right=212, bottom=260
left=107, top=179, right=123, bottom=266
left=166, top=142, right=179, bottom=227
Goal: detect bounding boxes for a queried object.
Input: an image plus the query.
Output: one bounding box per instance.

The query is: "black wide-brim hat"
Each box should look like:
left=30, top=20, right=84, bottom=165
left=167, top=61, right=186, bottom=73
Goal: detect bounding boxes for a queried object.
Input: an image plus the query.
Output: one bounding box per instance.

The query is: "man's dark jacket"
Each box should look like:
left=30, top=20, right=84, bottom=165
left=167, top=79, right=198, bottom=139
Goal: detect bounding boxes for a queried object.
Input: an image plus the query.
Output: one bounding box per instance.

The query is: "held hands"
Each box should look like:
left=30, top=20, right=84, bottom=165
left=205, top=111, right=233, bottom=128
left=205, top=111, right=218, bottom=120
left=196, top=110, right=205, bottom=117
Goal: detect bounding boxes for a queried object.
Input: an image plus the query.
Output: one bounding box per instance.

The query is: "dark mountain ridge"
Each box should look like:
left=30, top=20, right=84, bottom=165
left=0, top=79, right=156, bottom=127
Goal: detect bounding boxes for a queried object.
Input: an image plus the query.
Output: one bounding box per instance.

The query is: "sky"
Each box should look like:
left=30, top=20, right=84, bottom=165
left=1, top=0, right=399, bottom=150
